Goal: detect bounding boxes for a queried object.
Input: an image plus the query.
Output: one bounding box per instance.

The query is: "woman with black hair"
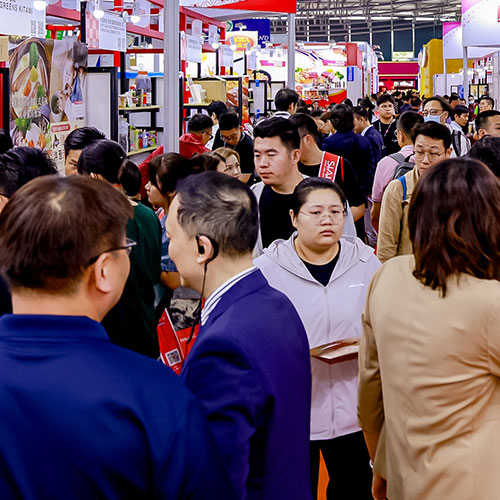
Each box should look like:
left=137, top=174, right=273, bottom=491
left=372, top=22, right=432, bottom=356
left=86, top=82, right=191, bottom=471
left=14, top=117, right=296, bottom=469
left=255, top=177, right=380, bottom=500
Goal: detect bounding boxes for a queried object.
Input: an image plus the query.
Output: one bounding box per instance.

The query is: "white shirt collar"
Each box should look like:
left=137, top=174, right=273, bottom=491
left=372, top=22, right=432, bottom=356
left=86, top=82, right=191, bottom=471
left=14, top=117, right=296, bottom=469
left=200, top=267, right=257, bottom=326
left=361, top=124, right=373, bottom=136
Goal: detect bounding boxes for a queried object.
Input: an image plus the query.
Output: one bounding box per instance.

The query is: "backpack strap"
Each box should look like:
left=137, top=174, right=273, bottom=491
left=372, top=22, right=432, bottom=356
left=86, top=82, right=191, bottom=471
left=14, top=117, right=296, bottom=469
left=340, top=157, right=344, bottom=184
left=397, top=175, right=407, bottom=202
left=389, top=152, right=406, bottom=164
left=451, top=130, right=462, bottom=156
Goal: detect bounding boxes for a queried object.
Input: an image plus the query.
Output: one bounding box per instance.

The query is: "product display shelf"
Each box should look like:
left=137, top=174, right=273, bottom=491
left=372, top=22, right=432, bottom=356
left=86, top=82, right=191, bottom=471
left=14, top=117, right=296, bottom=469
left=119, top=105, right=162, bottom=113
left=127, top=146, right=157, bottom=157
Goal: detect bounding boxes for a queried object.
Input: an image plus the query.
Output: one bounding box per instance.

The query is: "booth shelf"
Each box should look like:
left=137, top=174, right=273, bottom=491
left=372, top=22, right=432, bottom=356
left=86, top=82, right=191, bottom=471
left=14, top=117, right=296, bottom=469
left=127, top=146, right=158, bottom=157
left=119, top=106, right=162, bottom=113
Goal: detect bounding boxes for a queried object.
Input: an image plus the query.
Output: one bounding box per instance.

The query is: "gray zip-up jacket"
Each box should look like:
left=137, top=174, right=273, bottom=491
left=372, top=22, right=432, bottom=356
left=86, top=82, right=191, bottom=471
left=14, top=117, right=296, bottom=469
left=255, top=234, right=380, bottom=440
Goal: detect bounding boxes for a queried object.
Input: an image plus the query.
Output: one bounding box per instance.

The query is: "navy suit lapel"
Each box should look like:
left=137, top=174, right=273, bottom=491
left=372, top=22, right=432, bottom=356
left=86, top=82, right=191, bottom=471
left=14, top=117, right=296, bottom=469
left=202, top=270, right=266, bottom=329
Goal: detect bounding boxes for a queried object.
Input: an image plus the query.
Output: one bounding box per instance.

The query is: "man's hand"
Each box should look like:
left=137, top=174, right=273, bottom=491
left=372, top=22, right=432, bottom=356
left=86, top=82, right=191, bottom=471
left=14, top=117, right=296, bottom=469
left=372, top=473, right=387, bottom=500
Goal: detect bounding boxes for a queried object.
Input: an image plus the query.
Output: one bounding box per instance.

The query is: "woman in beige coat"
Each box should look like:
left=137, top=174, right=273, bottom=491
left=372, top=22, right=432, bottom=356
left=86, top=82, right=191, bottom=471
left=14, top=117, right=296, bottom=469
left=358, top=157, right=500, bottom=500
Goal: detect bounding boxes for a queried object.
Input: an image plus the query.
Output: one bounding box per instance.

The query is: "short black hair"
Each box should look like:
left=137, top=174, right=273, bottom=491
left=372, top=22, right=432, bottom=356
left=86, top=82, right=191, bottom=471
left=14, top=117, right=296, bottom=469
left=148, top=152, right=200, bottom=194
left=451, top=105, right=470, bottom=120
left=469, top=136, right=500, bottom=177
left=329, top=104, right=354, bottom=133
left=411, top=122, right=452, bottom=150
left=377, top=94, right=395, bottom=107
left=423, top=96, right=452, bottom=115
left=410, top=95, right=421, bottom=108
left=118, top=160, right=141, bottom=197
left=218, top=112, right=240, bottom=131
left=176, top=171, right=258, bottom=256
left=475, top=110, right=500, bottom=132
left=64, top=126, right=105, bottom=157
left=77, top=139, right=125, bottom=184
left=397, top=110, right=424, bottom=136
left=479, top=96, right=495, bottom=108
left=0, top=130, right=13, bottom=155
left=187, top=113, right=213, bottom=133
left=0, top=155, right=19, bottom=198
left=275, top=88, right=299, bottom=112
left=207, top=100, right=228, bottom=120
left=352, top=106, right=369, bottom=120
left=291, top=177, right=347, bottom=215
left=310, top=109, right=323, bottom=118
left=5, top=147, right=58, bottom=189
left=289, top=113, right=319, bottom=142
left=253, top=117, right=300, bottom=151
left=449, top=93, right=460, bottom=102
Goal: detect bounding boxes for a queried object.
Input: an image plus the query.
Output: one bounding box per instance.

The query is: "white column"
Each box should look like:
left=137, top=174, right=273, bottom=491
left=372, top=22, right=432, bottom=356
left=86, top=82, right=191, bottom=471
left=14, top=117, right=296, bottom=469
left=287, top=13, right=296, bottom=89
left=463, top=46, right=468, bottom=98
left=164, top=0, right=180, bottom=152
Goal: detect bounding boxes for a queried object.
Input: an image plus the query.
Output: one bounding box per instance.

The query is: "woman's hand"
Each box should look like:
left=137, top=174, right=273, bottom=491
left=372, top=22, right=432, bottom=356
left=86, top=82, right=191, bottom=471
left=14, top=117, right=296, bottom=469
left=372, top=473, right=387, bottom=500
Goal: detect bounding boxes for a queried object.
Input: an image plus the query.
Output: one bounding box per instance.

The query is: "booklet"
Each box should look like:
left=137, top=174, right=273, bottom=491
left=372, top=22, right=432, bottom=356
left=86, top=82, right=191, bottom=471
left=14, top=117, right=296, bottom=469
left=310, top=337, right=360, bottom=364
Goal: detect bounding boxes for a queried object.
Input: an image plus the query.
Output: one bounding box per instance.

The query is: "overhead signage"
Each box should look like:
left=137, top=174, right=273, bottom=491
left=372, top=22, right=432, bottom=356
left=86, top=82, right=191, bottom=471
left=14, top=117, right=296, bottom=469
left=186, top=34, right=203, bottom=63
left=462, top=0, right=500, bottom=47
left=86, top=11, right=126, bottom=52
left=0, top=0, right=46, bottom=38
left=179, top=0, right=296, bottom=14
left=221, top=45, right=234, bottom=67
left=226, top=31, right=258, bottom=52
left=230, top=18, right=270, bottom=46
left=442, top=21, right=494, bottom=59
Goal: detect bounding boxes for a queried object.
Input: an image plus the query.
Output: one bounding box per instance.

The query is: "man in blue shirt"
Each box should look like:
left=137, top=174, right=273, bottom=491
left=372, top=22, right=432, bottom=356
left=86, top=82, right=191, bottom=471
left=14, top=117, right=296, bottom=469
left=0, top=175, right=236, bottom=500
left=165, top=171, right=313, bottom=500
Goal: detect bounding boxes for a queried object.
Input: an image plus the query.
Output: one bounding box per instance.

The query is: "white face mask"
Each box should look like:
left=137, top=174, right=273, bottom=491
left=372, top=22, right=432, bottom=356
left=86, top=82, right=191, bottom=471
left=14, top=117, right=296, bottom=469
left=424, top=115, right=442, bottom=124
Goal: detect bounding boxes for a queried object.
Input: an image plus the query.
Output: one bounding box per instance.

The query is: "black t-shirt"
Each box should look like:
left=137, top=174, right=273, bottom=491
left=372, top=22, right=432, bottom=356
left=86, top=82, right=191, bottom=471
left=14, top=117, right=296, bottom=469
left=298, top=158, right=365, bottom=208
left=301, top=243, right=341, bottom=287
left=373, top=120, right=400, bottom=157
left=259, top=185, right=296, bottom=249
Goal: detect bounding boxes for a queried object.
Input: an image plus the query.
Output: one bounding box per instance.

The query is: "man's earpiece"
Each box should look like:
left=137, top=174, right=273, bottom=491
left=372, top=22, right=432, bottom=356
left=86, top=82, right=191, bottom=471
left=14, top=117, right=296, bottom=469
left=196, top=235, right=205, bottom=254
left=196, top=234, right=219, bottom=263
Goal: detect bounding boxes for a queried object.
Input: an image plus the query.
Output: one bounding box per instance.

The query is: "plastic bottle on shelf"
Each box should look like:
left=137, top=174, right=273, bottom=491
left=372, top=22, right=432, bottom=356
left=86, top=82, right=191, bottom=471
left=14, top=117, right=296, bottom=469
left=253, top=108, right=261, bottom=126
left=136, top=71, right=152, bottom=107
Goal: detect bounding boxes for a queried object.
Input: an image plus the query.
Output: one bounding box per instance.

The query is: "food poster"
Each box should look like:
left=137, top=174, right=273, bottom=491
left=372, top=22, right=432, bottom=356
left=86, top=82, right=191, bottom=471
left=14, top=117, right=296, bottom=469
left=9, top=38, right=87, bottom=173
left=226, top=77, right=250, bottom=124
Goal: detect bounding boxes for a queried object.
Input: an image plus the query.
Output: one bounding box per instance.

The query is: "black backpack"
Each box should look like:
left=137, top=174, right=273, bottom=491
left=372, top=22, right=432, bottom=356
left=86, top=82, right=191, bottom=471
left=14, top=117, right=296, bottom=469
left=451, top=130, right=462, bottom=157
left=391, top=152, right=415, bottom=180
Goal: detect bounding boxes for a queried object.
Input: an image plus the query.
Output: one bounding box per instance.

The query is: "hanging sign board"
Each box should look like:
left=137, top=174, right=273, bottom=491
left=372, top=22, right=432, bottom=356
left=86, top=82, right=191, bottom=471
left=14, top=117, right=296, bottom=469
left=462, top=0, right=500, bottom=47
left=248, top=51, right=257, bottom=70
left=186, top=34, right=203, bottom=63
left=86, top=11, right=126, bottom=52
left=226, top=31, right=258, bottom=52
left=443, top=21, right=494, bottom=58
left=180, top=0, right=296, bottom=14
left=0, top=0, right=46, bottom=38
left=221, top=45, right=234, bottom=67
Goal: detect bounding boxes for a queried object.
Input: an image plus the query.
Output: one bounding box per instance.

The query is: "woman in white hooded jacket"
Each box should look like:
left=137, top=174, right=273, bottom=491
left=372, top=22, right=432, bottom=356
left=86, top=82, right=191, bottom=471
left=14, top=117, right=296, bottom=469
left=255, top=177, right=380, bottom=500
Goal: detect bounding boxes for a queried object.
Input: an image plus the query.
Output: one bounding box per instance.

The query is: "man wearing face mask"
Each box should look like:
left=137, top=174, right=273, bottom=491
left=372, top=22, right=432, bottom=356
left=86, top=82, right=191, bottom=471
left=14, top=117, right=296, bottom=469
left=422, top=96, right=460, bottom=157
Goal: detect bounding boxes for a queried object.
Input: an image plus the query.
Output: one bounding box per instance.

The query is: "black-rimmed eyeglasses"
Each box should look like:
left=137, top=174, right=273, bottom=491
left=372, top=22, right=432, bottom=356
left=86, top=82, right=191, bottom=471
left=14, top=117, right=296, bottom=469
left=87, top=238, right=137, bottom=266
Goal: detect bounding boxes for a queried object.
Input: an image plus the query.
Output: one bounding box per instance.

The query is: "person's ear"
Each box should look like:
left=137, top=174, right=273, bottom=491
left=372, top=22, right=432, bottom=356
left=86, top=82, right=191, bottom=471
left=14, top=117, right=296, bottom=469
left=291, top=148, right=302, bottom=164
left=92, top=253, right=115, bottom=295
left=0, top=195, right=8, bottom=214
left=289, top=209, right=298, bottom=229
left=445, top=147, right=453, bottom=158
left=195, top=234, right=214, bottom=265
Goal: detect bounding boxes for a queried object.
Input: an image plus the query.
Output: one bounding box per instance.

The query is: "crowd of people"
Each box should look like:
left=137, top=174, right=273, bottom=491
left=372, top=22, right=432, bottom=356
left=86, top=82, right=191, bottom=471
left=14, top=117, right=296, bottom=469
left=1, top=86, right=500, bottom=500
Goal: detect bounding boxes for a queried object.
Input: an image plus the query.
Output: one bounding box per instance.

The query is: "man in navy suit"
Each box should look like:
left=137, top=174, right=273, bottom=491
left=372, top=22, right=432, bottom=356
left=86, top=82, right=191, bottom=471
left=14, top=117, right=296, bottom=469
left=166, top=171, right=312, bottom=500
left=0, top=175, right=236, bottom=500
left=353, top=106, right=384, bottom=166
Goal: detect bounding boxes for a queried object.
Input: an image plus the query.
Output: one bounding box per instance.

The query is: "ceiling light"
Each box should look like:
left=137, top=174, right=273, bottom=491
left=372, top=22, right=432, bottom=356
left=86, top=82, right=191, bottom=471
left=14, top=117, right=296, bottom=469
left=130, top=4, right=141, bottom=24
left=230, top=44, right=237, bottom=51
left=33, top=0, right=47, bottom=10
left=212, top=42, right=220, bottom=49
left=93, top=0, right=104, bottom=19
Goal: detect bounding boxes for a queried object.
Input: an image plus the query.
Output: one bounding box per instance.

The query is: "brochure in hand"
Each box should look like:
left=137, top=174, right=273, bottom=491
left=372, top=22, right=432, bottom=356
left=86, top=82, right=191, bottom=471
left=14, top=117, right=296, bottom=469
left=310, top=337, right=359, bottom=364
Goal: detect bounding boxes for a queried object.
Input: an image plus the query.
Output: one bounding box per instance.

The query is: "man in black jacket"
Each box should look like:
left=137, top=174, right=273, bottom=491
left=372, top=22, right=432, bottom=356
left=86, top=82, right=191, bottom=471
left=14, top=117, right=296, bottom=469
left=373, top=94, right=400, bottom=157
left=218, top=112, right=255, bottom=175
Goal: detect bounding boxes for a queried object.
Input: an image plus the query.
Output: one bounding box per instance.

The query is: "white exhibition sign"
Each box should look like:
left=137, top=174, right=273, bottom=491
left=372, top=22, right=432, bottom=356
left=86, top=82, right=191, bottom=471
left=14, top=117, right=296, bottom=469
left=0, top=0, right=46, bottom=38
left=186, top=34, right=203, bottom=63
left=443, top=22, right=495, bottom=58
left=221, top=45, right=234, bottom=66
left=462, top=0, right=500, bottom=47
left=99, top=12, right=126, bottom=52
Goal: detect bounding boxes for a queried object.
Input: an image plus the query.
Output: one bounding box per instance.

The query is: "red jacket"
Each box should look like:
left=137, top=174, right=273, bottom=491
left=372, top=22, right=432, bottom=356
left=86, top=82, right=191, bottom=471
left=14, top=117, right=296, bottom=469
left=137, top=134, right=209, bottom=199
